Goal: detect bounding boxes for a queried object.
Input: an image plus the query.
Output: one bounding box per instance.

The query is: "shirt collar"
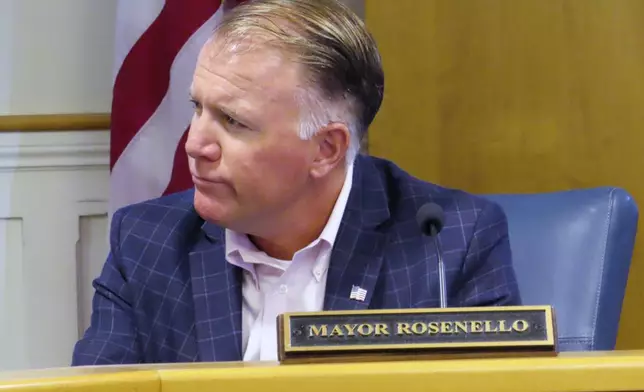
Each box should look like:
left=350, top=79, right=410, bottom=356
left=317, top=162, right=354, bottom=247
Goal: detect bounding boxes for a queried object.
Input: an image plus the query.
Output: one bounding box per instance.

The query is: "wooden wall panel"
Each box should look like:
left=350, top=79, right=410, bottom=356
left=366, top=0, right=644, bottom=349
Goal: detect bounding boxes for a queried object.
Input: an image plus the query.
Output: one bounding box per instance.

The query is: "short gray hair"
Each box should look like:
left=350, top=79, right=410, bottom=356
left=215, top=0, right=385, bottom=162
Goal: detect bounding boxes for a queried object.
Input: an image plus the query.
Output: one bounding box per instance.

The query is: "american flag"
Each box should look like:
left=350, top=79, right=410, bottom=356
left=109, top=0, right=244, bottom=216
left=350, top=285, right=368, bottom=302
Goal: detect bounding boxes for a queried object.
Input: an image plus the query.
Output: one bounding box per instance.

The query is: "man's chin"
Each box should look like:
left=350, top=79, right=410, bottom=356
left=193, top=191, right=233, bottom=225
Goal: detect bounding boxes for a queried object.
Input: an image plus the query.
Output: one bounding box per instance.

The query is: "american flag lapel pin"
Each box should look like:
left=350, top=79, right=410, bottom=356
left=349, top=285, right=368, bottom=302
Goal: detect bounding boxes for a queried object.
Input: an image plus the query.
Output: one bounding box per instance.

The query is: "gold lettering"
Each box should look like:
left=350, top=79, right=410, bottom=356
left=498, top=320, right=512, bottom=333
left=440, top=322, right=453, bottom=334
left=330, top=325, right=344, bottom=337
left=342, top=324, right=357, bottom=336
left=470, top=321, right=483, bottom=333
left=357, top=324, right=374, bottom=336
left=375, top=323, right=390, bottom=336
left=454, top=321, right=468, bottom=334
left=512, top=320, right=529, bottom=332
left=309, top=325, right=328, bottom=337
left=484, top=320, right=499, bottom=333
left=350, top=319, right=529, bottom=337
left=396, top=322, right=411, bottom=335
left=411, top=322, right=428, bottom=335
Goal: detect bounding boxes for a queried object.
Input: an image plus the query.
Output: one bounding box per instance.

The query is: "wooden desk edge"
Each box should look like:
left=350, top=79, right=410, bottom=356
left=1, top=351, right=644, bottom=390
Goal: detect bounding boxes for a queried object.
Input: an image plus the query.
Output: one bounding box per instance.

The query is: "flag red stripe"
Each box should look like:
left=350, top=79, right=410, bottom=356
left=163, top=126, right=192, bottom=195
left=110, top=0, right=222, bottom=169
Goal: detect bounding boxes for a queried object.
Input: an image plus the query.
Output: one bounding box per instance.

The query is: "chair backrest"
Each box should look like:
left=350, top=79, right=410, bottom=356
left=483, top=187, right=638, bottom=351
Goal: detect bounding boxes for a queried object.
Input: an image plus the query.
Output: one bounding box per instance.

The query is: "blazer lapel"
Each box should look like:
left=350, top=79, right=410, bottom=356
left=189, top=221, right=243, bottom=362
left=324, top=156, right=390, bottom=311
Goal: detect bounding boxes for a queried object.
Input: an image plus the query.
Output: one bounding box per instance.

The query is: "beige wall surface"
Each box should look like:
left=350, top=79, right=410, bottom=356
left=366, top=0, right=644, bottom=349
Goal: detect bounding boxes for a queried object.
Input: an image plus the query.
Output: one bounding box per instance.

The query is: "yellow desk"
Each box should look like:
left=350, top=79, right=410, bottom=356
left=1, top=351, right=644, bottom=392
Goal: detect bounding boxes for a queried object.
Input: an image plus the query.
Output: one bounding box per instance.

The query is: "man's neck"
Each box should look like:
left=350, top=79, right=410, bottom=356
left=249, top=166, right=348, bottom=260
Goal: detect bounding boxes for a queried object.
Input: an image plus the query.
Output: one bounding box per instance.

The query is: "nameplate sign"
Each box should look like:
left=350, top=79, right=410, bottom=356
left=277, top=306, right=557, bottom=363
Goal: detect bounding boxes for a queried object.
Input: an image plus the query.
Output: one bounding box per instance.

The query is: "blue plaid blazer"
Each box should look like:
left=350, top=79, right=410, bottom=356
left=72, top=154, right=521, bottom=365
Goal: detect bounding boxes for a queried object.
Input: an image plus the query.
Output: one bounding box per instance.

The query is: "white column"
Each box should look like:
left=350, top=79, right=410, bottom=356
left=0, top=131, right=110, bottom=370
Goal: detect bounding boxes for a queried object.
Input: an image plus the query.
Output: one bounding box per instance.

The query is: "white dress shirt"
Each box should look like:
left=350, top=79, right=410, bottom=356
left=224, top=164, right=354, bottom=361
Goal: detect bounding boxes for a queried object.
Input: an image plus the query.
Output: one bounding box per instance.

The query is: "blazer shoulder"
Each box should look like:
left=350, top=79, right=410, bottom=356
left=366, top=155, right=505, bottom=225
left=110, top=189, right=202, bottom=248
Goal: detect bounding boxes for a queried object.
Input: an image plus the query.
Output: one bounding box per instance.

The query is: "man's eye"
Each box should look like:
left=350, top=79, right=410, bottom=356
left=224, top=114, right=244, bottom=128
left=190, top=99, right=202, bottom=113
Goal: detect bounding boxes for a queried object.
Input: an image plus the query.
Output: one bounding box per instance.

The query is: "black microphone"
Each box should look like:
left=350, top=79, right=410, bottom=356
left=416, top=203, right=447, bottom=308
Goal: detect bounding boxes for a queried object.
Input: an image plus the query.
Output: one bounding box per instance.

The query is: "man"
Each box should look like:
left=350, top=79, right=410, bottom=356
left=72, top=0, right=520, bottom=365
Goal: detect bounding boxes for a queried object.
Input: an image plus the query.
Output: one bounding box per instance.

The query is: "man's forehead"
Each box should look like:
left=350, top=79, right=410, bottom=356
left=199, top=34, right=289, bottom=67
left=194, top=36, right=302, bottom=94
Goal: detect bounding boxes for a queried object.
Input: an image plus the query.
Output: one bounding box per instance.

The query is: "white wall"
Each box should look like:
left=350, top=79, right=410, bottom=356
left=0, top=131, right=109, bottom=370
left=4, top=0, right=117, bottom=115
left=0, top=0, right=116, bottom=370
left=0, top=0, right=363, bottom=371
left=0, top=0, right=14, bottom=113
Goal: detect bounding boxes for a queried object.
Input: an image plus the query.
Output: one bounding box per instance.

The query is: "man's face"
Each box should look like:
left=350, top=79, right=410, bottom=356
left=186, top=37, right=316, bottom=234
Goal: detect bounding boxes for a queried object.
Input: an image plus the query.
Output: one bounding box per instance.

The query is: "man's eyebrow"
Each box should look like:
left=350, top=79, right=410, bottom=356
left=187, top=94, right=249, bottom=121
left=220, top=105, right=245, bottom=121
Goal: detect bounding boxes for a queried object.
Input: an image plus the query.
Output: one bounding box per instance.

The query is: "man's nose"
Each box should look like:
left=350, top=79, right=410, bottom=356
left=185, top=114, right=222, bottom=162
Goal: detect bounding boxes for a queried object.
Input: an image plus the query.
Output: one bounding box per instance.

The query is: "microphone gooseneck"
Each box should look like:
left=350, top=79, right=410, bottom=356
left=416, top=202, right=447, bottom=308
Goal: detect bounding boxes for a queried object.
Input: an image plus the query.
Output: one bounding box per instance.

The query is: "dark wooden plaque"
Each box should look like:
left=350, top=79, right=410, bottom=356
left=277, top=305, right=557, bottom=363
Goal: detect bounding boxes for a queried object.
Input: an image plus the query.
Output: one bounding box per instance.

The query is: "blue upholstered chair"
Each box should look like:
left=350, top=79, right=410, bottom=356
left=484, top=187, right=638, bottom=351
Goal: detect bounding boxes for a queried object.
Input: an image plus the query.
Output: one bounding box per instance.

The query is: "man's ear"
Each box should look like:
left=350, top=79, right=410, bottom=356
left=309, top=122, right=351, bottom=179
